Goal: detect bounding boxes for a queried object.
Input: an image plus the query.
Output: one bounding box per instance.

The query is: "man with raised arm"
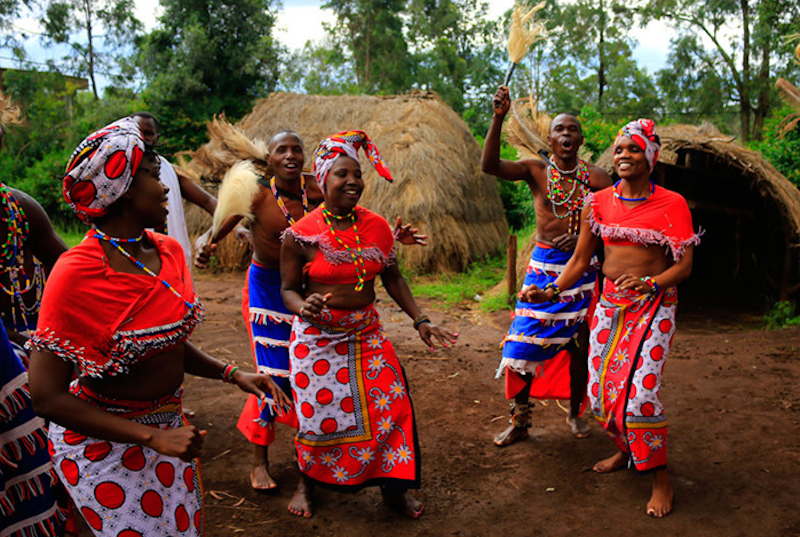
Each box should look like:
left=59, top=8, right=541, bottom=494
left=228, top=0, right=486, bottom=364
left=481, top=85, right=612, bottom=445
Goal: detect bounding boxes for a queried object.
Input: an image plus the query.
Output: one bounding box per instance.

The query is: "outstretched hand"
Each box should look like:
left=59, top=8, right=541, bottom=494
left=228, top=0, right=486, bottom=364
left=417, top=323, right=458, bottom=351
left=148, top=426, right=207, bottom=462
left=394, top=217, right=428, bottom=246
left=233, top=370, right=294, bottom=416
left=492, top=85, right=510, bottom=116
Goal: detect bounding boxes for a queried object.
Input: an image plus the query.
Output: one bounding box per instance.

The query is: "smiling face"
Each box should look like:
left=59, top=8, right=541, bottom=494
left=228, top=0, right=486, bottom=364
left=323, top=156, right=363, bottom=214
left=613, top=137, right=650, bottom=181
left=547, top=114, right=584, bottom=161
left=267, top=131, right=304, bottom=183
left=124, top=152, right=167, bottom=227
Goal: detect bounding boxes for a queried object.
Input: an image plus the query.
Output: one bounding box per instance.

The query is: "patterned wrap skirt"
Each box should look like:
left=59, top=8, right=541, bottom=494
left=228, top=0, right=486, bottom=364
left=49, top=382, right=203, bottom=536
left=588, top=279, right=677, bottom=472
left=289, top=305, right=420, bottom=492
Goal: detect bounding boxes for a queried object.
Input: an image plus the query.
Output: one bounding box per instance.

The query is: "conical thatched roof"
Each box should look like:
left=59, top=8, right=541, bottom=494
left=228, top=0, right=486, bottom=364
left=596, top=123, right=800, bottom=301
left=182, top=91, right=508, bottom=273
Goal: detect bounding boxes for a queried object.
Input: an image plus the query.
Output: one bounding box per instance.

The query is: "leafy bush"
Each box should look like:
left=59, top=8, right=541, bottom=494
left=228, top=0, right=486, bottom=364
left=763, top=300, right=800, bottom=329
left=751, top=106, right=800, bottom=187
left=578, top=105, right=626, bottom=162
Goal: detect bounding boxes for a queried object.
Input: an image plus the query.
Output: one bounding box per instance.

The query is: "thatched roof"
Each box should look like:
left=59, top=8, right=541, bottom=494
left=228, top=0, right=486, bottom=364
left=182, top=91, right=508, bottom=273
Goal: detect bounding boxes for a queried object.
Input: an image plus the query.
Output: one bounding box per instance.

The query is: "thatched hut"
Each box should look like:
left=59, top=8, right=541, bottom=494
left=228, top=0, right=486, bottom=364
left=181, top=91, right=508, bottom=273
left=595, top=123, right=800, bottom=305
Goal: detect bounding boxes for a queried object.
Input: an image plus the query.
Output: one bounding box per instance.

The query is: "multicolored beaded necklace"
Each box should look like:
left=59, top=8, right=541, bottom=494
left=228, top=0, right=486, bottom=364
left=0, top=184, right=44, bottom=331
left=321, top=203, right=367, bottom=292
left=613, top=179, right=654, bottom=202
left=270, top=175, right=308, bottom=226
left=93, top=228, right=196, bottom=310
left=546, top=159, right=589, bottom=234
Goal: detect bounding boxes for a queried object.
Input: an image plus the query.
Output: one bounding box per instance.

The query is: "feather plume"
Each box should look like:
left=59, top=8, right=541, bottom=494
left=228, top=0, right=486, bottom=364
left=776, top=78, right=800, bottom=136
left=0, top=91, right=21, bottom=133
left=507, top=2, right=547, bottom=64
left=505, top=94, right=552, bottom=159
left=213, top=160, right=260, bottom=236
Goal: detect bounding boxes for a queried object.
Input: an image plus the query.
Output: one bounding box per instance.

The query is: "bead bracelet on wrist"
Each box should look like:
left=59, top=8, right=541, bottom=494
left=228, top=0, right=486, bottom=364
left=543, top=282, right=561, bottom=303
left=413, top=314, right=431, bottom=330
left=222, top=364, right=239, bottom=383
left=639, top=276, right=659, bottom=296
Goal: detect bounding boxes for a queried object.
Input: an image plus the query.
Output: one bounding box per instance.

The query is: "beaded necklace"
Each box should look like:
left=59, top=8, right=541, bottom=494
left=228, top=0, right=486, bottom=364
left=0, top=184, right=44, bottom=331
left=613, top=179, right=654, bottom=202
left=546, top=159, right=589, bottom=234
left=94, top=229, right=195, bottom=310
left=270, top=175, right=308, bottom=226
left=320, top=203, right=367, bottom=292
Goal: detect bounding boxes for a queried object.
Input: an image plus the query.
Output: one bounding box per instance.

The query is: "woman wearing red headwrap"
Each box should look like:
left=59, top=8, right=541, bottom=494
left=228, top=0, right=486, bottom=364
left=27, top=118, right=292, bottom=536
left=521, top=119, right=701, bottom=518
left=280, top=131, right=458, bottom=519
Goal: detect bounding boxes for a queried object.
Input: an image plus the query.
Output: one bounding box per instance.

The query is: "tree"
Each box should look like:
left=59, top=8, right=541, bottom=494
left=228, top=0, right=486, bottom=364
left=643, top=0, right=800, bottom=141
left=322, top=0, right=413, bottom=94
left=136, top=0, right=282, bottom=153
left=40, top=0, right=142, bottom=99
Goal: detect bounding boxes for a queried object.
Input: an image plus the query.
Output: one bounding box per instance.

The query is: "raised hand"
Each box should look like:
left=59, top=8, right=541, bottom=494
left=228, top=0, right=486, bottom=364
left=417, top=322, right=458, bottom=351
left=394, top=216, right=428, bottom=246
left=492, top=85, right=511, bottom=117
left=299, top=292, right=332, bottom=318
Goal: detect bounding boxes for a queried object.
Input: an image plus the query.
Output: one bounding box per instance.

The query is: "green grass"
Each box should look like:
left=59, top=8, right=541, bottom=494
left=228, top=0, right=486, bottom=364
left=409, top=254, right=510, bottom=311
left=55, top=225, right=89, bottom=248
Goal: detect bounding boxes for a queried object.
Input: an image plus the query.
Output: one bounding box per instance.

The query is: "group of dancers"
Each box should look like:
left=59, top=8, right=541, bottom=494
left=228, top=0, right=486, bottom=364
left=0, top=81, right=699, bottom=536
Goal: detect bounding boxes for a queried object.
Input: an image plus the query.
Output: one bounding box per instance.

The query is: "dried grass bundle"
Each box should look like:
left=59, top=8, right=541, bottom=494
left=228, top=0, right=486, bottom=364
left=212, top=160, right=260, bottom=236
left=503, top=1, right=547, bottom=85
left=0, top=91, right=21, bottom=134
left=505, top=95, right=552, bottom=159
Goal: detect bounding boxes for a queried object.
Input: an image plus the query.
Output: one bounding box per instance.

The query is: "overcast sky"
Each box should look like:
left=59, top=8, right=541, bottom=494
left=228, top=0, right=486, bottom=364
left=5, top=0, right=673, bottom=87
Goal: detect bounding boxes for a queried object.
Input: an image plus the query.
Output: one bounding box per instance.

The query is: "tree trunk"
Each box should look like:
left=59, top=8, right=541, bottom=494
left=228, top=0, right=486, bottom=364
left=739, top=0, right=750, bottom=142
left=84, top=0, right=98, bottom=100
left=597, top=0, right=606, bottom=109
left=752, top=40, right=771, bottom=140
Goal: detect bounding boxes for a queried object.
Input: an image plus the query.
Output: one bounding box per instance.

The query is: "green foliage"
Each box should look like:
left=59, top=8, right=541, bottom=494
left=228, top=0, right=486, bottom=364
left=53, top=223, right=89, bottom=248
left=137, top=0, right=282, bottom=154
left=763, top=300, right=800, bottom=329
left=409, top=254, right=505, bottom=307
left=578, top=105, right=625, bottom=161
left=751, top=105, right=800, bottom=187
left=39, top=0, right=143, bottom=99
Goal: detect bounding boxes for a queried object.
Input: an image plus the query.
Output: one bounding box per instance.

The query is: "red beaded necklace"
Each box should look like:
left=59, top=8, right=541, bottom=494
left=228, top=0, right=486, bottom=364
left=546, top=159, right=589, bottom=234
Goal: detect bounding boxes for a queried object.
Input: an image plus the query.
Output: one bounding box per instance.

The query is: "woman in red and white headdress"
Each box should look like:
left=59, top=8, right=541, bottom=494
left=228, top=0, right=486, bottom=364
left=521, top=118, right=702, bottom=518
left=280, top=130, right=457, bottom=519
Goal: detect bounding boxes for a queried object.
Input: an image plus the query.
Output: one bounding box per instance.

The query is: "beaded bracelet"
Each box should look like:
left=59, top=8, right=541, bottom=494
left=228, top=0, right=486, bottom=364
left=640, top=276, right=659, bottom=296
left=222, top=364, right=240, bottom=383
left=543, top=282, right=561, bottom=302
left=413, top=314, right=431, bottom=330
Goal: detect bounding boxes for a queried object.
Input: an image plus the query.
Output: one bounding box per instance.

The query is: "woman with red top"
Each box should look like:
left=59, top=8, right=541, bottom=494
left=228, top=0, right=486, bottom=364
left=27, top=117, right=291, bottom=536
left=280, top=131, right=457, bottom=519
left=522, top=118, right=701, bottom=518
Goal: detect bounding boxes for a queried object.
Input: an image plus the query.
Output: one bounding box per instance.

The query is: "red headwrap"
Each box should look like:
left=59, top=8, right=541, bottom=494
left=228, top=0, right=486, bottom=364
left=312, top=130, right=392, bottom=191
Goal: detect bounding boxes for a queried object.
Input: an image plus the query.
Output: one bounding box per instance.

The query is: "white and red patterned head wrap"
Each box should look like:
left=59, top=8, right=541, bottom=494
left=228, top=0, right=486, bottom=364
left=312, top=130, right=392, bottom=191
left=614, top=118, right=661, bottom=172
left=63, top=117, right=145, bottom=222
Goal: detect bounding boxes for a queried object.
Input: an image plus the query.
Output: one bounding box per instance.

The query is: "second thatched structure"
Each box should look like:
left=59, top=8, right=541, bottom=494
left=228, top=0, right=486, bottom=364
left=181, top=91, right=508, bottom=273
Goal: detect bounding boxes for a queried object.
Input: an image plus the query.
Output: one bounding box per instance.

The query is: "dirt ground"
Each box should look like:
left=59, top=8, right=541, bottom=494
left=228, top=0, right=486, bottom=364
left=147, top=274, right=799, bottom=537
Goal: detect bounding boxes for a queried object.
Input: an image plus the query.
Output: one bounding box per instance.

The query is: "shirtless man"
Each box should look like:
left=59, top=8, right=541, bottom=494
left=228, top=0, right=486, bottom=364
left=195, top=131, right=322, bottom=492
left=481, top=85, right=612, bottom=445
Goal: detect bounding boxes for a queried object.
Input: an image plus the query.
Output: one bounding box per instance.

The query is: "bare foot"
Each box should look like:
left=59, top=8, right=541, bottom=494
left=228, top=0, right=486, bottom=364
left=493, top=425, right=529, bottom=447
left=250, top=463, right=277, bottom=491
left=567, top=415, right=591, bottom=438
left=382, top=490, right=424, bottom=519
left=287, top=478, right=313, bottom=517
left=646, top=469, right=673, bottom=518
left=593, top=451, right=628, bottom=473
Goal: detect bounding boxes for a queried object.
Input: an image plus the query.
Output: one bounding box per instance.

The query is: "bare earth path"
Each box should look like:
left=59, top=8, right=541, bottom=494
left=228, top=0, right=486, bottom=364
left=155, top=275, right=798, bottom=536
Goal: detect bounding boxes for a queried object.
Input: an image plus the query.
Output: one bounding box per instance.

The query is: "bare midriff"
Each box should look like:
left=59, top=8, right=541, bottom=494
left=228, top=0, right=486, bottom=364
left=79, top=344, right=185, bottom=402
left=602, top=244, right=671, bottom=281
left=306, top=279, right=377, bottom=310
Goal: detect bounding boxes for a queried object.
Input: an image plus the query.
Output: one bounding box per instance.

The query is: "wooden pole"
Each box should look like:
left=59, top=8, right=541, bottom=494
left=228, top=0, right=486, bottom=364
left=507, top=234, right=518, bottom=301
